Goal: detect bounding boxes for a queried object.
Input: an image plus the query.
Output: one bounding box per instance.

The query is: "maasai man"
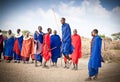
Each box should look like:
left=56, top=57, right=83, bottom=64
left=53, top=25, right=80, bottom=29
left=71, top=29, right=82, bottom=70
left=4, top=30, right=14, bottom=63
left=0, top=29, right=3, bottom=62
left=42, top=28, right=52, bottom=68
left=63, top=56, right=72, bottom=68
left=34, top=26, right=44, bottom=67
left=21, top=32, right=34, bottom=63
left=50, top=30, right=61, bottom=66
left=29, top=33, right=35, bottom=62
left=86, top=29, right=104, bottom=81
left=13, top=29, right=23, bottom=63
left=61, top=17, right=73, bottom=68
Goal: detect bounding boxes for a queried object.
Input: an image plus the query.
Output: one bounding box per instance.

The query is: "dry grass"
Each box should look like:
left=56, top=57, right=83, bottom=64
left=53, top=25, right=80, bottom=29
left=81, top=37, right=120, bottom=63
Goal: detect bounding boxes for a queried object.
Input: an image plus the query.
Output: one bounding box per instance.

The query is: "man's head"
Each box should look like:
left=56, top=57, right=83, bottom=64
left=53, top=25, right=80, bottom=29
left=17, top=29, right=21, bottom=34
left=73, top=29, right=77, bottom=34
left=38, top=26, right=42, bottom=32
left=53, top=30, right=57, bottom=35
left=91, top=29, right=98, bottom=37
left=8, top=30, right=12, bottom=35
left=0, top=29, right=2, bottom=33
left=61, top=17, right=66, bottom=24
left=35, top=31, right=38, bottom=35
left=26, top=32, right=29, bottom=37
left=47, top=28, right=52, bottom=34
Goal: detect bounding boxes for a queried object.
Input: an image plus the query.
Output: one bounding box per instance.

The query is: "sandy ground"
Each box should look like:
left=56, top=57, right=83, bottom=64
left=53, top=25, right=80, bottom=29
left=0, top=58, right=120, bottom=82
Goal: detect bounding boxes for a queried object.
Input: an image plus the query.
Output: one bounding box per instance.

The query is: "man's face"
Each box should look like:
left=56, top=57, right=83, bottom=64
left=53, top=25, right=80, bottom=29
left=53, top=30, right=57, bottom=35
left=38, top=27, right=42, bottom=32
left=73, top=29, right=77, bottom=34
left=48, top=29, right=52, bottom=34
left=17, top=29, right=20, bottom=34
left=60, top=19, right=65, bottom=24
left=35, top=31, right=38, bottom=35
left=91, top=31, right=95, bottom=37
left=26, top=33, right=29, bottom=37
left=8, top=30, right=11, bottom=35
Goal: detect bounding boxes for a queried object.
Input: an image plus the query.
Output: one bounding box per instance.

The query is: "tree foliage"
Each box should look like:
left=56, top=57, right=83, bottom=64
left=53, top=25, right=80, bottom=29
left=111, top=32, right=120, bottom=40
left=22, top=30, right=30, bottom=36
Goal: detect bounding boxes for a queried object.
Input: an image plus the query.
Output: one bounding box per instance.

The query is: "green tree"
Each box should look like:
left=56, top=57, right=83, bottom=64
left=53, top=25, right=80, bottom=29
left=99, top=34, right=106, bottom=51
left=22, top=30, right=30, bottom=36
left=111, top=32, right=120, bottom=40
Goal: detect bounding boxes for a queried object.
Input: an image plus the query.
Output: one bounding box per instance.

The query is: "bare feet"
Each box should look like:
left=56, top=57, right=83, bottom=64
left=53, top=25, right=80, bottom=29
left=93, top=75, right=98, bottom=80
left=43, top=64, right=49, bottom=69
left=35, top=60, right=37, bottom=67
left=85, top=77, right=92, bottom=81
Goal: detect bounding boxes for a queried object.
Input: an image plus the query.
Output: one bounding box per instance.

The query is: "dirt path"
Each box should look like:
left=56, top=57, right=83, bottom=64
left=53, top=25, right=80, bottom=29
left=0, top=58, right=120, bottom=82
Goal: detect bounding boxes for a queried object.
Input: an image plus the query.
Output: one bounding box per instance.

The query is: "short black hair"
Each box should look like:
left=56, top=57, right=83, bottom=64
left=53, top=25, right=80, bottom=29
left=38, top=26, right=42, bottom=29
left=93, top=29, right=98, bottom=34
left=17, top=29, right=21, bottom=32
left=8, top=29, right=12, bottom=34
left=47, top=28, right=51, bottom=31
left=61, top=17, right=65, bottom=21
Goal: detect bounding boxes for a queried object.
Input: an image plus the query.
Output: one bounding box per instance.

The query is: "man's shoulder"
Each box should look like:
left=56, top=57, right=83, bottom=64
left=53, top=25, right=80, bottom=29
left=65, top=23, right=69, bottom=26
left=62, top=23, right=69, bottom=26
left=95, top=35, right=102, bottom=40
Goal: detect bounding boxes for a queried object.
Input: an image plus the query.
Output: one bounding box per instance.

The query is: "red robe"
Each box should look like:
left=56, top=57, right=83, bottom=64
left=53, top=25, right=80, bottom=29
left=21, top=37, right=34, bottom=61
left=71, top=34, right=82, bottom=64
left=13, top=39, right=21, bottom=55
left=42, top=33, right=51, bottom=62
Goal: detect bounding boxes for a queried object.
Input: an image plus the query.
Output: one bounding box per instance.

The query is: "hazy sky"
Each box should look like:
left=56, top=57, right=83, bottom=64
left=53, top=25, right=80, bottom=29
left=0, top=0, right=120, bottom=38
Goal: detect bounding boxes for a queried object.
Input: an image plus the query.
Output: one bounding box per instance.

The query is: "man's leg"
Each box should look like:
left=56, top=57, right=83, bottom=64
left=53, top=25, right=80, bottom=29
left=75, top=64, right=78, bottom=70
left=64, top=62, right=67, bottom=68
left=65, top=55, right=72, bottom=68
left=55, top=62, right=57, bottom=67
left=93, top=74, right=98, bottom=80
left=14, top=53, right=17, bottom=63
left=43, top=61, right=48, bottom=68
left=35, top=60, right=37, bottom=67
left=64, top=55, right=71, bottom=61
left=93, top=68, right=99, bottom=80
left=39, top=56, right=42, bottom=66
left=72, top=63, right=75, bottom=70
left=64, top=56, right=67, bottom=68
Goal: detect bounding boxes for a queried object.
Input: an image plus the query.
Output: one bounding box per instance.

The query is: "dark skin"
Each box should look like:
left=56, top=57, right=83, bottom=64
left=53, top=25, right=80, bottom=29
left=86, top=30, right=105, bottom=81
left=34, top=30, right=42, bottom=67
left=13, top=29, right=21, bottom=63
left=35, top=26, right=43, bottom=67
left=48, top=28, right=52, bottom=34
left=72, top=29, right=78, bottom=70
left=51, top=30, right=58, bottom=67
left=61, top=18, right=72, bottom=68
left=8, top=30, right=12, bottom=35
left=0, top=29, right=2, bottom=33
left=43, top=28, right=52, bottom=68
left=5, top=30, right=12, bottom=63
left=86, top=31, right=97, bottom=81
left=38, top=26, right=42, bottom=32
left=17, top=29, right=20, bottom=34
left=60, top=18, right=65, bottom=25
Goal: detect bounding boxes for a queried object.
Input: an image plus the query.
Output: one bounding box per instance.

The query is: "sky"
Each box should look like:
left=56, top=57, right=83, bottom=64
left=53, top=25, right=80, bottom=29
left=0, top=0, right=120, bottom=38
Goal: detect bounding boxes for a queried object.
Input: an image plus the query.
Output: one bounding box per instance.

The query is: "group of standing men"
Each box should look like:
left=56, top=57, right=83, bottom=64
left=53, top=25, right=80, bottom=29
left=0, top=17, right=103, bottom=81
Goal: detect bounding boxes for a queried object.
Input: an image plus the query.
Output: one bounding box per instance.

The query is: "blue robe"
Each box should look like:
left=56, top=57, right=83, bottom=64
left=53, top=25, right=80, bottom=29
left=4, top=36, right=14, bottom=60
left=13, top=35, right=23, bottom=60
left=88, top=35, right=102, bottom=77
left=34, top=32, right=43, bottom=62
left=51, top=34, right=61, bottom=62
left=61, top=23, right=73, bottom=55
